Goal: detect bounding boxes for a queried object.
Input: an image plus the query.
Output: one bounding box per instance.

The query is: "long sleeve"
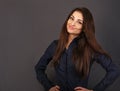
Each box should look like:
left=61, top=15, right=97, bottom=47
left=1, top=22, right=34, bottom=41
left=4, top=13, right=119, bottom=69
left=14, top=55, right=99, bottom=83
left=93, top=53, right=120, bottom=91
left=35, top=40, right=57, bottom=91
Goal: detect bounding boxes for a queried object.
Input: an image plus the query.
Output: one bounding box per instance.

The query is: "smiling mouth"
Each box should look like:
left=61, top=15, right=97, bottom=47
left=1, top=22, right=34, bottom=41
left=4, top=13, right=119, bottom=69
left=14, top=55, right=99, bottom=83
left=68, top=25, right=75, bottom=30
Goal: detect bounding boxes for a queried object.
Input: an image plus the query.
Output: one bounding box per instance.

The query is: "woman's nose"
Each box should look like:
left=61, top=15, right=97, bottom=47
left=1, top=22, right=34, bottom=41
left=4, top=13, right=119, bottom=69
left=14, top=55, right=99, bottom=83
left=71, top=21, right=76, bottom=25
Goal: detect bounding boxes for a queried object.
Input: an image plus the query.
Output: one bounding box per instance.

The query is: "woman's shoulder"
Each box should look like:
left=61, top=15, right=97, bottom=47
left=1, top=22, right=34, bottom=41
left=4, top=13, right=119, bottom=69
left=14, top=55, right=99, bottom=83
left=47, top=39, right=58, bottom=49
left=94, top=52, right=110, bottom=58
left=50, top=39, right=58, bottom=46
left=93, top=52, right=112, bottom=62
left=52, top=39, right=58, bottom=44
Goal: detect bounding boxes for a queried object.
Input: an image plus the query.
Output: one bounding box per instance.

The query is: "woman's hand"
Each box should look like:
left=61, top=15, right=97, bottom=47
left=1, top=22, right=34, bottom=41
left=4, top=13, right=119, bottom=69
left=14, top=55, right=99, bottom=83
left=74, top=86, right=93, bottom=91
left=49, top=85, right=60, bottom=91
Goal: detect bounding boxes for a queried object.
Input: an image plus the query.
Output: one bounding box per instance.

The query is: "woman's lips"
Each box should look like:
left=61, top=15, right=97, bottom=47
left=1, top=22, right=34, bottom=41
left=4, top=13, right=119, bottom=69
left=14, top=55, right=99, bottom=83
left=68, top=25, right=75, bottom=30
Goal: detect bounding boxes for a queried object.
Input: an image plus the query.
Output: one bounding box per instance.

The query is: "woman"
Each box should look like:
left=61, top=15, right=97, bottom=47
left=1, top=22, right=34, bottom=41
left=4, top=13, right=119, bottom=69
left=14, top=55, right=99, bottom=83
left=35, top=7, right=120, bottom=91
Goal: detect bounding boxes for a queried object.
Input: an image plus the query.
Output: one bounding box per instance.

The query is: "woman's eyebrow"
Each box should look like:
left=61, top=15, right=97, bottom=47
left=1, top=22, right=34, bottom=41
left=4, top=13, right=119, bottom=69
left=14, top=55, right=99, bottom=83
left=78, top=19, right=83, bottom=22
left=70, top=15, right=74, bottom=18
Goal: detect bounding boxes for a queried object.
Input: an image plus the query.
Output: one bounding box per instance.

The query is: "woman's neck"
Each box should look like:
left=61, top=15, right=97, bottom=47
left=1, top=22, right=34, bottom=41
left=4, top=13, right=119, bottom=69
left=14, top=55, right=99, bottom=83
left=66, top=35, right=78, bottom=49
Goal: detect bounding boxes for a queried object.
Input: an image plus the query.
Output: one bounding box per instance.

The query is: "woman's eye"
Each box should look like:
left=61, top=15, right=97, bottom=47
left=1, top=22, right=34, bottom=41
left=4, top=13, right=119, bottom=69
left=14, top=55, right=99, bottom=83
left=78, top=22, right=82, bottom=24
left=78, top=21, right=83, bottom=25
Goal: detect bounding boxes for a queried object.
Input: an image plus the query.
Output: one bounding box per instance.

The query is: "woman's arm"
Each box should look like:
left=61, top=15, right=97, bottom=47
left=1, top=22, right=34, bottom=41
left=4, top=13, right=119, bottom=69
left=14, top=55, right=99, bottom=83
left=35, top=40, right=57, bottom=91
left=93, top=53, right=120, bottom=91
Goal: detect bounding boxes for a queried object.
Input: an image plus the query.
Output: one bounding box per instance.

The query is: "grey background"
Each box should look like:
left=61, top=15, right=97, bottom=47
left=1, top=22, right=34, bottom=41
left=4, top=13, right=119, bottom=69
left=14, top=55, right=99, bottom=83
left=0, top=0, right=120, bottom=91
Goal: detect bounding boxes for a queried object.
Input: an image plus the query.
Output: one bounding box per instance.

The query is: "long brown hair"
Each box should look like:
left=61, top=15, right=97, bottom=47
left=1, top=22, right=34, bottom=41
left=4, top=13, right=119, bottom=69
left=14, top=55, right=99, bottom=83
left=52, top=7, right=110, bottom=78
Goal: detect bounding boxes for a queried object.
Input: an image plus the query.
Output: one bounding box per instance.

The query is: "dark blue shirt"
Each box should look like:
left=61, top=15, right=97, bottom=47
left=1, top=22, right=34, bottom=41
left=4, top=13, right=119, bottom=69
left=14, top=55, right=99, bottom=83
left=35, top=38, right=120, bottom=91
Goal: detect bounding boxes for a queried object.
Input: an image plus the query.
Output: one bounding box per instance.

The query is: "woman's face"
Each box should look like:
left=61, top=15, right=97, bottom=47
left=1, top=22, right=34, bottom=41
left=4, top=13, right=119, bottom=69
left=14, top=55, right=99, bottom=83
left=67, top=11, right=83, bottom=37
